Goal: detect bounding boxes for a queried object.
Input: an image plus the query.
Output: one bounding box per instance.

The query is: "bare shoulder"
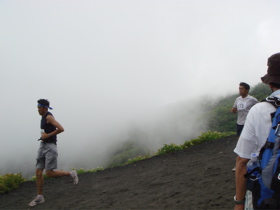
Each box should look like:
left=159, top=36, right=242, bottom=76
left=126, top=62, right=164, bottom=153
left=46, top=114, right=55, bottom=120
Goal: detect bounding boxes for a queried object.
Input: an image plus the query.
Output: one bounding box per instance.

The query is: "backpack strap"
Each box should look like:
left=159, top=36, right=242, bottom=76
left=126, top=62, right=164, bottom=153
left=261, top=141, right=275, bottom=150
left=259, top=97, right=280, bottom=161
left=244, top=167, right=262, bottom=179
left=263, top=96, right=280, bottom=108
left=262, top=97, right=278, bottom=123
left=259, top=142, right=275, bottom=161
left=262, top=97, right=280, bottom=130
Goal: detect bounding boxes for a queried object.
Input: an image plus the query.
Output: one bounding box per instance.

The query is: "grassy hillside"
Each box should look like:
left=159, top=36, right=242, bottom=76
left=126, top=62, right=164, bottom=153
left=107, top=83, right=271, bottom=167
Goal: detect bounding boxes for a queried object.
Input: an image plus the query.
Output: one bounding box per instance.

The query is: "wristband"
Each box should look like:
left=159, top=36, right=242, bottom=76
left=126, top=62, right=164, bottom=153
left=234, top=195, right=245, bottom=205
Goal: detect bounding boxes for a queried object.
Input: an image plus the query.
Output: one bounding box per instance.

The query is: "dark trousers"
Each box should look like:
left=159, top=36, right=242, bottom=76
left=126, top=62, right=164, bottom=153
left=236, top=124, right=244, bottom=137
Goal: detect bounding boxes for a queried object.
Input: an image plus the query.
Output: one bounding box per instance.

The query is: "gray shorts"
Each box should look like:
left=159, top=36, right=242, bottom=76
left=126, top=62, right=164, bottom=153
left=36, top=142, right=58, bottom=171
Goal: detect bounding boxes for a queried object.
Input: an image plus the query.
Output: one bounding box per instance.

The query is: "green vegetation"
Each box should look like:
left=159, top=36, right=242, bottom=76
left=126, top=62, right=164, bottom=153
left=157, top=131, right=233, bottom=155
left=106, top=141, right=149, bottom=168
left=113, top=130, right=234, bottom=165
left=249, top=82, right=272, bottom=101
left=106, top=83, right=270, bottom=167
left=206, top=94, right=238, bottom=132
left=126, top=155, right=151, bottom=165
left=0, top=173, right=25, bottom=194
left=75, top=167, right=104, bottom=174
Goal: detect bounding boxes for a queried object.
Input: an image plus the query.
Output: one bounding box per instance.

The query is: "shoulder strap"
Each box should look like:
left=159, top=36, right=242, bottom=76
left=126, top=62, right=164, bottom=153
left=259, top=97, right=280, bottom=160
left=263, top=96, right=280, bottom=108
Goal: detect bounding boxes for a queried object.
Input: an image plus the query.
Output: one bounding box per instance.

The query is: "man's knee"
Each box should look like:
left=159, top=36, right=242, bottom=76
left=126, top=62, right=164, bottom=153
left=46, top=170, right=54, bottom=177
left=36, top=169, right=44, bottom=178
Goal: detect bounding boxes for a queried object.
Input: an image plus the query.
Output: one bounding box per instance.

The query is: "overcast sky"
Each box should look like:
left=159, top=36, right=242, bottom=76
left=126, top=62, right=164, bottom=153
left=1, top=0, right=280, bottom=177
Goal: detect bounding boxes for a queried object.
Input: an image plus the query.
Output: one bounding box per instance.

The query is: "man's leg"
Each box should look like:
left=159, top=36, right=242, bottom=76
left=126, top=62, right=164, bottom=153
left=46, top=170, right=78, bottom=185
left=46, top=170, right=70, bottom=177
left=45, top=143, right=78, bottom=184
left=36, top=169, right=44, bottom=195
left=29, top=169, right=45, bottom=207
left=237, top=124, right=244, bottom=139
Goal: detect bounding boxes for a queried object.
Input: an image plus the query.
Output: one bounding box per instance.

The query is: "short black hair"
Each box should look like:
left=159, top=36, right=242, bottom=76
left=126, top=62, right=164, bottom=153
left=239, top=82, right=250, bottom=90
left=37, top=99, right=50, bottom=107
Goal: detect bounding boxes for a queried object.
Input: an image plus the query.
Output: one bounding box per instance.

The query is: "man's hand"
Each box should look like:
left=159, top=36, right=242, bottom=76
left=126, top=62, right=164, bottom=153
left=231, top=107, right=237, bottom=113
left=41, top=132, right=50, bottom=140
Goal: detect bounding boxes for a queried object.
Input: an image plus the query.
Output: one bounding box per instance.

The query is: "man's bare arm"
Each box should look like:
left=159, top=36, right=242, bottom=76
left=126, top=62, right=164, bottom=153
left=234, top=156, right=249, bottom=210
left=41, top=115, right=64, bottom=139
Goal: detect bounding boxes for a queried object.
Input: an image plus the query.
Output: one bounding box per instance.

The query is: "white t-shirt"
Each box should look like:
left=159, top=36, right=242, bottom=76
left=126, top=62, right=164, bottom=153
left=233, top=95, right=259, bottom=125
left=234, top=100, right=276, bottom=159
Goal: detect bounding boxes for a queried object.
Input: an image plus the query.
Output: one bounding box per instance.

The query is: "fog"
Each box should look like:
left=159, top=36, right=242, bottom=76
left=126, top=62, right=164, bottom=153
left=1, top=0, right=280, bottom=178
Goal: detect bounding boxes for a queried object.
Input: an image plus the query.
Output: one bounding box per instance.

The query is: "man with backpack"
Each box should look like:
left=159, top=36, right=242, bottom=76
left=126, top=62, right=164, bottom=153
left=234, top=52, right=280, bottom=210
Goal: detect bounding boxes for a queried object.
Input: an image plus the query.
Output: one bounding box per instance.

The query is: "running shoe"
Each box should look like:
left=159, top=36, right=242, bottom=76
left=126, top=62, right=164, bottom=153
left=70, top=170, right=79, bottom=185
left=28, top=196, right=45, bottom=207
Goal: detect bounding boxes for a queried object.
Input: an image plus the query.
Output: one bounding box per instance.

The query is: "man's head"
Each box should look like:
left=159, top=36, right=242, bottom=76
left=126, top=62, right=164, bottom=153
left=239, top=82, right=250, bottom=98
left=37, top=99, right=52, bottom=116
left=261, top=53, right=280, bottom=88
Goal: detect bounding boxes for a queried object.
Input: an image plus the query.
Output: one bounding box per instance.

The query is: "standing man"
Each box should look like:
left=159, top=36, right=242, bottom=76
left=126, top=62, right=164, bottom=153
left=231, top=82, right=258, bottom=171
left=29, top=99, right=79, bottom=207
left=231, top=82, right=258, bottom=138
left=234, top=52, right=280, bottom=210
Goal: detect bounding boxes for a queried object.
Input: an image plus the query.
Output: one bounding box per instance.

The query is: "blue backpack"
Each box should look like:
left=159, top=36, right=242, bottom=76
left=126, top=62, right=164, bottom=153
left=246, top=96, right=280, bottom=209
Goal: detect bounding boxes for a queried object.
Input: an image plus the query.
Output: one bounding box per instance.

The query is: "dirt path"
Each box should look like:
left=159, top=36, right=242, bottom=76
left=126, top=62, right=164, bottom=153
left=0, top=135, right=237, bottom=209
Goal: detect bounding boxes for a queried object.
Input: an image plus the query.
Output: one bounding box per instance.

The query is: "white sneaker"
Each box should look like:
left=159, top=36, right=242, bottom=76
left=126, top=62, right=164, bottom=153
left=28, top=196, right=45, bottom=207
left=70, top=170, right=79, bottom=185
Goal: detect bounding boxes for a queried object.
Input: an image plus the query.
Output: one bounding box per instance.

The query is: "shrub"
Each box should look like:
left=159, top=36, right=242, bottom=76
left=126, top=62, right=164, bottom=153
left=75, top=167, right=104, bottom=174
left=0, top=173, right=25, bottom=194
left=126, top=155, right=152, bottom=164
left=157, top=131, right=233, bottom=155
left=157, top=143, right=183, bottom=155
left=106, top=141, right=149, bottom=168
left=196, top=130, right=231, bottom=141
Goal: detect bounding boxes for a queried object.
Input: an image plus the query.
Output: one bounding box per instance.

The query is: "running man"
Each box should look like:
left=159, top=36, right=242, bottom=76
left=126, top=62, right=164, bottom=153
left=29, top=99, right=78, bottom=207
left=231, top=82, right=258, bottom=138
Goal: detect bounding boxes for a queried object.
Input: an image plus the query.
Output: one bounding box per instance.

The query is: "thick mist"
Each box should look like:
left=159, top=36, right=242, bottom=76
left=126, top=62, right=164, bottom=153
left=1, top=0, right=280, bottom=178
left=0, top=96, right=212, bottom=178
